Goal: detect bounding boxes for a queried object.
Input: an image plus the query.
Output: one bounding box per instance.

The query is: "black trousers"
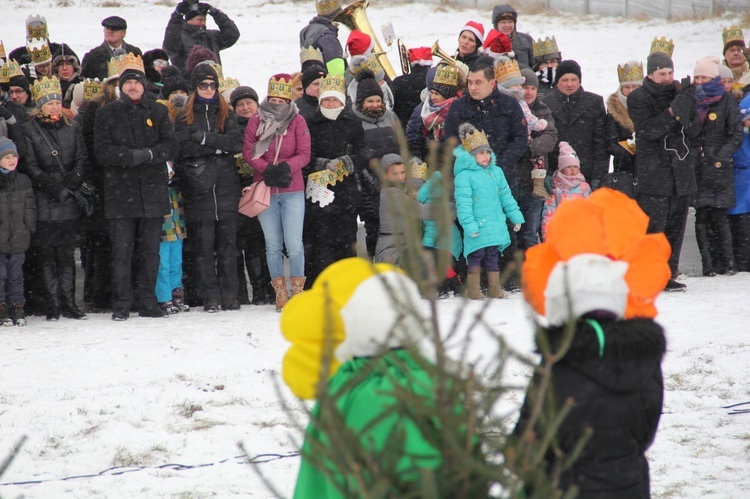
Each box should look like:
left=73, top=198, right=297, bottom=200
left=0, top=253, right=25, bottom=304
left=109, top=217, right=162, bottom=312
left=636, top=193, right=690, bottom=276
left=187, top=219, right=238, bottom=302
left=304, top=210, right=358, bottom=286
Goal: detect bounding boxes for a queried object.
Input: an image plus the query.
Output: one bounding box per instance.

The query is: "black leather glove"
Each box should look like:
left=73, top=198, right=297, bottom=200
left=0, top=105, right=13, bottom=121
left=61, top=172, right=82, bottom=191
left=198, top=2, right=211, bottom=15
left=132, top=149, right=152, bottom=165
left=191, top=130, right=206, bottom=144
left=175, top=1, right=191, bottom=15
left=670, top=90, right=696, bottom=125
left=264, top=162, right=292, bottom=188
left=58, top=188, right=71, bottom=202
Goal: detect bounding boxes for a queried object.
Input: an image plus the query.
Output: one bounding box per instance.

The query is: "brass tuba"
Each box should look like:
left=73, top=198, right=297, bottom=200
left=397, top=38, right=410, bottom=75
left=431, top=40, right=458, bottom=67
left=334, top=0, right=398, bottom=79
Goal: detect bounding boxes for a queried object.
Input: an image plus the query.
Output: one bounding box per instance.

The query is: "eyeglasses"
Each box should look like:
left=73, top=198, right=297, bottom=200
left=197, top=81, right=217, bottom=90
left=153, top=59, right=169, bottom=68
left=9, top=89, right=27, bottom=95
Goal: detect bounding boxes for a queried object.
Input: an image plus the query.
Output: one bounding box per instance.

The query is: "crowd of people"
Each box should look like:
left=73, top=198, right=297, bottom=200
left=1, top=1, right=750, bottom=328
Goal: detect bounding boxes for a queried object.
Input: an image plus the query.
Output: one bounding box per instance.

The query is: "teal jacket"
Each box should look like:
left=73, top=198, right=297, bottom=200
left=417, top=171, right=462, bottom=259
left=453, top=145, right=524, bottom=257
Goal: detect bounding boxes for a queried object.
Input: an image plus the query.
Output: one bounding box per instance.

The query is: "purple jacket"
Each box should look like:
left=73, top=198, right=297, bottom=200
left=243, top=113, right=311, bottom=194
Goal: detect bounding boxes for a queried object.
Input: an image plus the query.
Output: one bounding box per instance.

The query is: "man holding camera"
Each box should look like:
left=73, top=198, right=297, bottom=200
left=162, top=0, right=240, bottom=75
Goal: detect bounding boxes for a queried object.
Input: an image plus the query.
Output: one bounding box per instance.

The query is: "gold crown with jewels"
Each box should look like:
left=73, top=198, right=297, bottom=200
left=107, top=53, right=144, bottom=78
left=319, top=73, right=346, bottom=94
left=83, top=78, right=102, bottom=101
left=0, top=40, right=6, bottom=61
left=533, top=36, right=559, bottom=58
left=722, top=26, right=745, bottom=49
left=0, top=59, right=24, bottom=84
left=494, top=57, right=521, bottom=84
left=408, top=160, right=428, bottom=181
left=315, top=0, right=341, bottom=17
left=300, top=46, right=324, bottom=65
left=461, top=128, right=489, bottom=153
left=31, top=75, right=62, bottom=104
left=617, top=61, right=643, bottom=84
left=219, top=76, right=240, bottom=95
left=27, top=38, right=52, bottom=65
left=650, top=37, right=674, bottom=57
left=350, top=55, right=382, bottom=78
left=268, top=76, right=293, bottom=100
left=26, top=15, right=49, bottom=41
left=433, top=64, right=459, bottom=87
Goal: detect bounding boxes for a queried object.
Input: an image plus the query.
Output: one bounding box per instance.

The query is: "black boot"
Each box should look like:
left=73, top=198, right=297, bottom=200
left=59, top=264, right=87, bottom=320
left=41, top=265, right=61, bottom=321
left=695, top=219, right=716, bottom=277
left=0, top=302, right=13, bottom=327
left=716, top=219, right=737, bottom=275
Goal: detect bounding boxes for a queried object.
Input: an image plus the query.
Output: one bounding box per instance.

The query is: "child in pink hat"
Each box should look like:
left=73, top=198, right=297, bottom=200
left=541, top=141, right=592, bottom=239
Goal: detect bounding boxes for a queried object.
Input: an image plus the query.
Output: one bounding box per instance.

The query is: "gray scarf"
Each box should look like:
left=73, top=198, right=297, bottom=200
left=252, top=99, right=297, bottom=160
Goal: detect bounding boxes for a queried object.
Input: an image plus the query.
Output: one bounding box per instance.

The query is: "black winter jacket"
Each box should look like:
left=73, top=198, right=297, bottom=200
left=174, top=99, right=243, bottom=222
left=543, top=86, right=608, bottom=185
left=21, top=118, right=87, bottom=223
left=517, top=97, right=557, bottom=191
left=628, top=79, right=701, bottom=197
left=443, top=87, right=528, bottom=191
left=605, top=92, right=637, bottom=174
left=491, top=4, right=535, bottom=69
left=391, top=65, right=430, bottom=126
left=295, top=94, right=319, bottom=122
left=515, top=319, right=666, bottom=498
left=0, top=170, right=36, bottom=254
left=162, top=10, right=240, bottom=74
left=80, top=41, right=143, bottom=80
left=94, top=94, right=179, bottom=219
left=299, top=17, right=343, bottom=66
left=694, top=92, right=744, bottom=208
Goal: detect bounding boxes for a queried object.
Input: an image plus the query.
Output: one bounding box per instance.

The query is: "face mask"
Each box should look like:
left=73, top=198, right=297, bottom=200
left=171, top=94, right=187, bottom=109
left=320, top=106, right=344, bottom=121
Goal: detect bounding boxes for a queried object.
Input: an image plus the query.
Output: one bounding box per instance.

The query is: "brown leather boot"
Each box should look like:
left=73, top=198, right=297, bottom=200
left=465, top=272, right=484, bottom=300
left=290, top=276, right=306, bottom=296
left=272, top=277, right=289, bottom=312
left=487, top=271, right=506, bottom=299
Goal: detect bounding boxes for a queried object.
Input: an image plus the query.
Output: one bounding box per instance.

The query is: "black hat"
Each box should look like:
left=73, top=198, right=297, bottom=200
left=160, top=65, right=190, bottom=99
left=191, top=61, right=218, bottom=89
left=355, top=69, right=384, bottom=107
left=101, top=16, right=127, bottom=30
left=230, top=86, right=259, bottom=108
left=555, top=59, right=582, bottom=84
left=143, top=48, right=170, bottom=84
left=301, top=64, right=326, bottom=91
left=521, top=68, right=538, bottom=88
left=8, top=75, right=31, bottom=98
left=119, top=69, right=148, bottom=89
left=647, top=52, right=674, bottom=75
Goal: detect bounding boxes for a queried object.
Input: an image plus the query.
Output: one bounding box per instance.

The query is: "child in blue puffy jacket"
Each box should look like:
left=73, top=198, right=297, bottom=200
left=453, top=123, right=524, bottom=300
left=729, top=93, right=750, bottom=271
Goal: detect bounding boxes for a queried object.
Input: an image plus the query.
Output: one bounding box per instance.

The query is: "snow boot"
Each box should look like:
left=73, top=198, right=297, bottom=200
left=0, top=303, right=13, bottom=327
left=59, top=264, right=87, bottom=320
left=465, top=272, right=484, bottom=300
left=487, top=272, right=506, bottom=299
left=531, top=169, right=551, bottom=200
left=272, top=276, right=289, bottom=312
left=172, top=288, right=190, bottom=312
left=10, top=302, right=26, bottom=327
left=41, top=265, right=60, bottom=321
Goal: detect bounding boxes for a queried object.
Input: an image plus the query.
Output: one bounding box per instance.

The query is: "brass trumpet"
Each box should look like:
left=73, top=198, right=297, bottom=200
left=431, top=40, right=458, bottom=67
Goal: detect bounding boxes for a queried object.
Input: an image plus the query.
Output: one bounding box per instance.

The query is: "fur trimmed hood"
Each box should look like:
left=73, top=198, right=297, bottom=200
left=607, top=92, right=635, bottom=133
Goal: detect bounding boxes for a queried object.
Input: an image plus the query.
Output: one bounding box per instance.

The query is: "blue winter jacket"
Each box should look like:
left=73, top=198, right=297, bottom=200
left=417, top=171, right=462, bottom=258
left=729, top=94, right=750, bottom=215
left=453, top=146, right=524, bottom=257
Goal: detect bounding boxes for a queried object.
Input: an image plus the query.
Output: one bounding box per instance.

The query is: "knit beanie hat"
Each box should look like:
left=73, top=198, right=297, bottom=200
left=302, top=64, right=326, bottom=91
left=693, top=55, right=720, bottom=79
left=119, top=68, right=148, bottom=89
left=160, top=65, right=190, bottom=98
left=521, top=68, right=538, bottom=88
left=718, top=64, right=733, bottom=80
left=8, top=75, right=31, bottom=98
left=191, top=61, right=218, bottom=89
left=355, top=69, right=383, bottom=107
left=646, top=51, right=673, bottom=75
left=557, top=141, right=580, bottom=170
left=185, top=46, right=218, bottom=75
left=458, top=122, right=492, bottom=156
left=230, top=86, right=259, bottom=108
left=380, top=153, right=404, bottom=172
left=430, top=64, right=459, bottom=99
left=555, top=60, right=582, bottom=84
left=460, top=21, right=485, bottom=46
left=0, top=137, right=18, bottom=162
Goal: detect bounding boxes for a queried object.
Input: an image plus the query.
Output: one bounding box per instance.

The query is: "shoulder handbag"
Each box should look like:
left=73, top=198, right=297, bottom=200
left=33, top=121, right=99, bottom=217
left=238, top=133, right=284, bottom=218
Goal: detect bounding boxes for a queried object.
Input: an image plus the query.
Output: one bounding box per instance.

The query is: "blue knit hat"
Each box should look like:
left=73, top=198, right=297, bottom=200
left=0, top=137, right=18, bottom=162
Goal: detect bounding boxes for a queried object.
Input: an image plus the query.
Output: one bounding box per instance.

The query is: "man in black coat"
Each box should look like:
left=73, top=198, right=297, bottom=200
left=94, top=63, right=179, bottom=320
left=81, top=16, right=142, bottom=80
left=542, top=60, right=608, bottom=186
left=443, top=61, right=528, bottom=195
left=390, top=48, right=433, bottom=126
left=163, top=1, right=240, bottom=75
left=627, top=52, right=701, bottom=291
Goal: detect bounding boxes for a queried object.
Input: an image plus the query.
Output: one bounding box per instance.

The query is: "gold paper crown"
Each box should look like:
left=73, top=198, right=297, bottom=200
left=268, top=76, right=293, bottom=100
left=319, top=73, right=346, bottom=95
left=315, top=0, right=341, bottom=17
left=722, top=26, right=745, bottom=49
left=617, top=61, right=644, bottom=84
left=650, top=37, right=674, bottom=57
left=433, top=64, right=459, bottom=87
left=461, top=128, right=490, bottom=153
left=27, top=38, right=52, bottom=65
left=350, top=55, right=382, bottom=78
left=300, top=46, right=324, bottom=65
left=31, top=75, right=62, bottom=104
left=408, top=160, right=428, bottom=181
left=0, top=60, right=24, bottom=84
left=107, top=54, right=124, bottom=78
left=533, top=36, right=560, bottom=58
left=83, top=78, right=102, bottom=101
left=118, top=53, right=145, bottom=73
left=26, top=15, right=49, bottom=41
left=0, top=40, right=6, bottom=61
left=220, top=76, right=240, bottom=94
left=494, top=58, right=521, bottom=83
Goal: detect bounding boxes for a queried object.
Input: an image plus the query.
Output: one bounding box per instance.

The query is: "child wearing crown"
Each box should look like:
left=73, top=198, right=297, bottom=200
left=541, top=141, right=591, bottom=240
left=454, top=123, right=524, bottom=300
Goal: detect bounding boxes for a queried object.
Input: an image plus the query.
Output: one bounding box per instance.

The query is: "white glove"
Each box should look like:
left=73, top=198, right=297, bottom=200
left=513, top=224, right=522, bottom=232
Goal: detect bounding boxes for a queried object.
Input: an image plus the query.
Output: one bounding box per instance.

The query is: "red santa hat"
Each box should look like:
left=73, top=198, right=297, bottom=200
left=346, top=30, right=374, bottom=57
left=483, top=29, right=514, bottom=58
left=460, top=20, right=485, bottom=45
left=408, top=47, right=433, bottom=66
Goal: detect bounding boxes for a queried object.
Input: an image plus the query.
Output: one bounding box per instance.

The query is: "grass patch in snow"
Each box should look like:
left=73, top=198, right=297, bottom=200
left=175, top=400, right=203, bottom=418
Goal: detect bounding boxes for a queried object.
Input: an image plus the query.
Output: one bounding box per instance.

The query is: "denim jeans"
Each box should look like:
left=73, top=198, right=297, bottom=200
left=257, top=191, right=305, bottom=278
left=156, top=239, right=183, bottom=303
left=518, top=192, right=544, bottom=251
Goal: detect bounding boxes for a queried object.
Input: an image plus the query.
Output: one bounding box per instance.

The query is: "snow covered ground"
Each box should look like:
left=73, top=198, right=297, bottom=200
left=2, top=2, right=750, bottom=498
